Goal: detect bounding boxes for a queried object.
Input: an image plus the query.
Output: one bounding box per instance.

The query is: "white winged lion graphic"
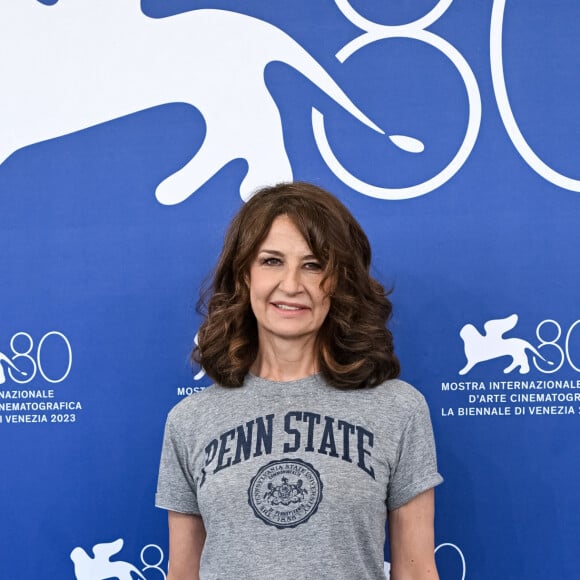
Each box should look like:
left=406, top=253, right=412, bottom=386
left=0, top=0, right=384, bottom=203
left=459, top=314, right=552, bottom=375
left=70, top=538, right=146, bottom=580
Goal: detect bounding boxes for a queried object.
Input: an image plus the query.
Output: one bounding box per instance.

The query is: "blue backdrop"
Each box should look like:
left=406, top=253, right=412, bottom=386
left=1, top=1, right=579, bottom=578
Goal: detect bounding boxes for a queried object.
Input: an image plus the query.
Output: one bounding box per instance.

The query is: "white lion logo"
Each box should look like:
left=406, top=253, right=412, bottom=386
left=70, top=538, right=146, bottom=580
left=0, top=0, right=384, bottom=204
left=459, top=314, right=552, bottom=375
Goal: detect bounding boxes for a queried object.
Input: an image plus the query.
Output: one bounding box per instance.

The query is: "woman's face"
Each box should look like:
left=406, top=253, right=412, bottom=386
left=248, top=215, right=331, bottom=347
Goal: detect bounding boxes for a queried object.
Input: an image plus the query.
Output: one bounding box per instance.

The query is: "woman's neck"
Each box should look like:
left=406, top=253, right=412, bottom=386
left=250, top=336, right=318, bottom=382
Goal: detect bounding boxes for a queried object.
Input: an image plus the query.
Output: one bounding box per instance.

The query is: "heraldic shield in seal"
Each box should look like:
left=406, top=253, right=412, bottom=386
left=248, top=458, right=323, bottom=529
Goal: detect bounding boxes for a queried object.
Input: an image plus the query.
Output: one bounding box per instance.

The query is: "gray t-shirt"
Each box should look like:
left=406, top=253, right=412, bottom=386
left=156, top=374, right=443, bottom=580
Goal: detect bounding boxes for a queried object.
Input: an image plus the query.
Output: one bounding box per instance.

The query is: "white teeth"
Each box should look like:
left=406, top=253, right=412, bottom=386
left=275, top=304, right=301, bottom=310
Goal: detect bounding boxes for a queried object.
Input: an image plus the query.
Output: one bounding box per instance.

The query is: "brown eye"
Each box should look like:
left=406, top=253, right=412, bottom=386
left=262, top=257, right=282, bottom=266
left=304, top=262, right=322, bottom=271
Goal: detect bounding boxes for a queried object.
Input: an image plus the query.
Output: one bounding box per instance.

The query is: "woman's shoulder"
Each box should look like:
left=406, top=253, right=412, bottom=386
left=362, top=379, right=436, bottom=438
left=165, top=383, right=230, bottom=424
left=367, top=378, right=429, bottom=410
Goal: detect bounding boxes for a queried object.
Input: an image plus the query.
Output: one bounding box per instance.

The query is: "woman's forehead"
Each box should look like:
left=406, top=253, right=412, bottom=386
left=257, top=215, right=315, bottom=256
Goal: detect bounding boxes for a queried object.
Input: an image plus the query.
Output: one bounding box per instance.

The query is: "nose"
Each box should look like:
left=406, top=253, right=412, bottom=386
left=279, top=265, right=302, bottom=294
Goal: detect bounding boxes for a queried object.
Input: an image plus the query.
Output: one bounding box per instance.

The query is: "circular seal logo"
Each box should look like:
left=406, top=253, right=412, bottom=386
left=248, top=459, right=323, bottom=529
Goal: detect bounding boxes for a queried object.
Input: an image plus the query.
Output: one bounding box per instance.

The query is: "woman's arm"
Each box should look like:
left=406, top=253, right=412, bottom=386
left=388, top=488, right=439, bottom=580
left=167, top=511, right=206, bottom=580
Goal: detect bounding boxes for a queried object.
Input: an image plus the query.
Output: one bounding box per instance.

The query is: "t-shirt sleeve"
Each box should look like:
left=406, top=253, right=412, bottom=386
left=386, top=395, right=443, bottom=511
left=155, top=411, right=200, bottom=515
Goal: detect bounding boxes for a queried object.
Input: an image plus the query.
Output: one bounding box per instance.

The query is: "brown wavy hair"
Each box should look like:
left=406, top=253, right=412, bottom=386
left=192, top=181, right=400, bottom=388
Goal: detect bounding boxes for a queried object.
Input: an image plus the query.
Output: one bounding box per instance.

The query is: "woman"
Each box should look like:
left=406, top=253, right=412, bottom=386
left=156, top=182, right=443, bottom=580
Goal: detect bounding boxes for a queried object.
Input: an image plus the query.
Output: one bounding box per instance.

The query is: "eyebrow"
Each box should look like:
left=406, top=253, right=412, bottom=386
left=258, top=249, right=318, bottom=260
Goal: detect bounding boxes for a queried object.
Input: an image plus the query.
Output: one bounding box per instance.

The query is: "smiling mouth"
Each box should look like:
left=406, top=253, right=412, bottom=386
left=272, top=303, right=307, bottom=311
